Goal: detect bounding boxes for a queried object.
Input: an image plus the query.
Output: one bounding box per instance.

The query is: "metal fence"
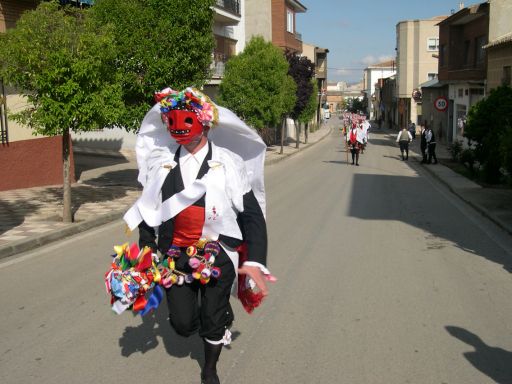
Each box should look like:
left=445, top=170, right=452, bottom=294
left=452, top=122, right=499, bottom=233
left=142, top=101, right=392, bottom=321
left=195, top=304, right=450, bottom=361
left=215, top=0, right=240, bottom=16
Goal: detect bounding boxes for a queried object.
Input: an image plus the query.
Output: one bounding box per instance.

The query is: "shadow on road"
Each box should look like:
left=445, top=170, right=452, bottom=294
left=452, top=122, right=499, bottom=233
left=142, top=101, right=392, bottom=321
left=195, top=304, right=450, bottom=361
left=446, top=326, right=512, bottom=384
left=348, top=173, right=512, bottom=273
left=118, top=302, right=241, bottom=367
left=74, top=152, right=130, bottom=181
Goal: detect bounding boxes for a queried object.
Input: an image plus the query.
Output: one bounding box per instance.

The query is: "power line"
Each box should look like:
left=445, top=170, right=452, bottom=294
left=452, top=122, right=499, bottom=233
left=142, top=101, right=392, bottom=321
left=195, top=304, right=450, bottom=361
left=327, top=67, right=366, bottom=72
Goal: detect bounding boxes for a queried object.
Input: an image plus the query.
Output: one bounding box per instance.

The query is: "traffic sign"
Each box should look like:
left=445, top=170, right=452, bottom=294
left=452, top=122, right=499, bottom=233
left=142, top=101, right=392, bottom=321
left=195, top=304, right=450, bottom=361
left=434, top=96, right=448, bottom=112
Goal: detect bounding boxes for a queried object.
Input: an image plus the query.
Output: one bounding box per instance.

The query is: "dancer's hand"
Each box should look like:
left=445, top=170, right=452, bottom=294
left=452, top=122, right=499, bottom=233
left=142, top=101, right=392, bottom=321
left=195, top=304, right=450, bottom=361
left=238, top=265, right=269, bottom=296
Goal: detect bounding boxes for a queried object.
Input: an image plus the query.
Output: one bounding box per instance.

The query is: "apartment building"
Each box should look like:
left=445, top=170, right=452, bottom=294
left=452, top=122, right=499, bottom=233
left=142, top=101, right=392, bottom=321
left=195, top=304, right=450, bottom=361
left=363, top=60, right=396, bottom=120
left=485, top=0, right=512, bottom=91
left=395, top=15, right=447, bottom=129
left=204, top=0, right=244, bottom=98
left=437, top=2, right=489, bottom=142
left=303, top=42, right=329, bottom=123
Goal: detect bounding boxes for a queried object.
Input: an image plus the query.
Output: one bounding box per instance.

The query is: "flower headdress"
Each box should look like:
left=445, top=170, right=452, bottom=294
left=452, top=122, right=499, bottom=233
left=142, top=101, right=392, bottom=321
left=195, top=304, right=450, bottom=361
left=154, top=87, right=219, bottom=128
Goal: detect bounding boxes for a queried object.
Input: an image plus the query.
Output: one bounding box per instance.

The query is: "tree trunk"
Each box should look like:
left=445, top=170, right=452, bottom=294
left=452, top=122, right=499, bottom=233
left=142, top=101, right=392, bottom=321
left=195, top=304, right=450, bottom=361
left=280, top=117, right=285, bottom=154
left=295, top=120, right=300, bottom=149
left=305, top=122, right=309, bottom=144
left=62, top=128, right=73, bottom=223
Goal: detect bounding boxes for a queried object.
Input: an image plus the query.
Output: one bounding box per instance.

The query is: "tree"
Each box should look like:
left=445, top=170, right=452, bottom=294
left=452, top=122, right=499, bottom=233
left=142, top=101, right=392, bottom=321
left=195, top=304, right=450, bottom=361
left=347, top=97, right=366, bottom=114
left=217, top=36, right=296, bottom=146
left=0, top=1, right=123, bottom=222
left=285, top=51, right=315, bottom=148
left=465, top=85, right=512, bottom=183
left=89, top=0, right=216, bottom=130
left=298, top=80, right=319, bottom=144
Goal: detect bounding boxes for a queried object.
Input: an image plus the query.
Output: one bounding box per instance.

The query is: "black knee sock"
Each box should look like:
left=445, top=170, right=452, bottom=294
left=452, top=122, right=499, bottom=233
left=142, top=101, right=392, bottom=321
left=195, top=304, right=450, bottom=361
left=203, top=340, right=222, bottom=377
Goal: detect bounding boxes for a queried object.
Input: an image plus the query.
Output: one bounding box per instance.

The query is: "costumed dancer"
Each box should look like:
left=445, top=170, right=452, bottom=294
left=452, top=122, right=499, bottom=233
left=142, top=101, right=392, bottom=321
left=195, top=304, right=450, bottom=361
left=123, top=87, right=273, bottom=384
left=361, top=118, right=370, bottom=152
left=347, top=122, right=361, bottom=166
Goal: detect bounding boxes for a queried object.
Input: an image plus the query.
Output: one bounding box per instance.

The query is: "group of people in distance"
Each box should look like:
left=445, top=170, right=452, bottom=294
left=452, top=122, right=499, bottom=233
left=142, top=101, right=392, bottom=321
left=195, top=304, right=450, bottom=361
left=396, top=120, right=438, bottom=164
left=341, top=113, right=370, bottom=166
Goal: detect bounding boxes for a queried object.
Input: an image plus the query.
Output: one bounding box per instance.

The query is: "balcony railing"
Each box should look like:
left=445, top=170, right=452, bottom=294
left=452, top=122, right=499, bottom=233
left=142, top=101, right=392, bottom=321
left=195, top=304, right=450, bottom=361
left=295, top=32, right=302, bottom=41
left=215, top=0, right=240, bottom=16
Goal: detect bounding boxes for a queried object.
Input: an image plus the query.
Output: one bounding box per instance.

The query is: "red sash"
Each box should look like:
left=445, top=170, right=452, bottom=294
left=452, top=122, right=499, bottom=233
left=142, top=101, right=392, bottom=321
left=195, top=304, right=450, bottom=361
left=172, top=205, right=205, bottom=247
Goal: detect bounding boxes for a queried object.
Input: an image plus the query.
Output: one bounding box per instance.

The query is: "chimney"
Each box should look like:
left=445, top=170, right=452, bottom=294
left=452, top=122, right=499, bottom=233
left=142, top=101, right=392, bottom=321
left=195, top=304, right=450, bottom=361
left=459, top=2, right=464, bottom=10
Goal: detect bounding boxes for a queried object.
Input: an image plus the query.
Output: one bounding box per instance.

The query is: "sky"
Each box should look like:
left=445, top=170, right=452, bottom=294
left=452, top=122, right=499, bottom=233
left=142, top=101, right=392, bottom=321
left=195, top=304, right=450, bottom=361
left=296, top=0, right=466, bottom=84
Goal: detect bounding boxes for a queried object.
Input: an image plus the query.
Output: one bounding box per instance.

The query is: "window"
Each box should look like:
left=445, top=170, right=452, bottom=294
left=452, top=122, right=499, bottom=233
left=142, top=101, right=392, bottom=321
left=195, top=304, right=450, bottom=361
left=286, top=9, right=294, bottom=33
left=474, top=35, right=487, bottom=65
left=427, top=73, right=437, bottom=81
left=463, top=40, right=471, bottom=66
left=427, top=37, right=439, bottom=51
left=503, top=66, right=511, bottom=86
left=439, top=44, right=446, bottom=66
left=458, top=88, right=463, bottom=98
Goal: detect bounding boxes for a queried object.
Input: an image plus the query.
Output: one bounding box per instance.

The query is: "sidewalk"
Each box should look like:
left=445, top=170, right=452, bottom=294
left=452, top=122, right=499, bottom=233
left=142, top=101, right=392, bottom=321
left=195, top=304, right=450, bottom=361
left=0, top=120, right=335, bottom=259
left=379, top=122, right=512, bottom=237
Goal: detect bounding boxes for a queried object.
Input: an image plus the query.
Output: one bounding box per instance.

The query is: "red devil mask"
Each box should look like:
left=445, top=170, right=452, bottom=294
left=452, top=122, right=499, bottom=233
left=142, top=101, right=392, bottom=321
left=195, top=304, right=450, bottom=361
left=163, top=109, right=204, bottom=145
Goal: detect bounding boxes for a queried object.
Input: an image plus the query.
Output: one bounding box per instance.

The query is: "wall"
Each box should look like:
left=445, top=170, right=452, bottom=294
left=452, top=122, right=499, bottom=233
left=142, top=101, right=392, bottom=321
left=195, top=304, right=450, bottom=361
left=487, top=43, right=512, bottom=91
left=0, top=0, right=38, bottom=33
left=488, top=0, right=512, bottom=41
left=0, top=136, right=75, bottom=191
left=421, top=86, right=449, bottom=143
left=271, top=0, right=301, bottom=53
left=245, top=0, right=272, bottom=42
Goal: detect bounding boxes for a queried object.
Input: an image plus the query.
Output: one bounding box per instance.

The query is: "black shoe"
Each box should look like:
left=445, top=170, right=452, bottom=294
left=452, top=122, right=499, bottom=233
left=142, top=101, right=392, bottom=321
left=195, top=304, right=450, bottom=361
left=351, top=162, right=354, bottom=165
left=356, top=163, right=359, bottom=166
left=433, top=161, right=438, bottom=164
left=201, top=371, right=220, bottom=384
left=406, top=157, right=408, bottom=160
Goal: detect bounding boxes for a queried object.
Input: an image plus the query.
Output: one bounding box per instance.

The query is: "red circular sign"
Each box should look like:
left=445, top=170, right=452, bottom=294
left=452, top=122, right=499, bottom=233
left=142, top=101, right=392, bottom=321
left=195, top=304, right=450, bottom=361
left=434, top=96, right=448, bottom=112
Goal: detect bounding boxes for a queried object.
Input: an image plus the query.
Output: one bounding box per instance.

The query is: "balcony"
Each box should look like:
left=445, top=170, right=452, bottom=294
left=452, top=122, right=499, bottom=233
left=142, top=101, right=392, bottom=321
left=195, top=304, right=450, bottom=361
left=214, top=0, right=241, bottom=26
left=215, top=0, right=240, bottom=15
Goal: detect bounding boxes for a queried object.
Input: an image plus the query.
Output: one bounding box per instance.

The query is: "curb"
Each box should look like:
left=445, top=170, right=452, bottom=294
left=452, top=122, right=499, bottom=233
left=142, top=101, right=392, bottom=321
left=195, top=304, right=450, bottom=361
left=0, top=209, right=126, bottom=260
left=0, top=126, right=333, bottom=260
left=265, top=126, right=333, bottom=166
left=413, top=156, right=512, bottom=237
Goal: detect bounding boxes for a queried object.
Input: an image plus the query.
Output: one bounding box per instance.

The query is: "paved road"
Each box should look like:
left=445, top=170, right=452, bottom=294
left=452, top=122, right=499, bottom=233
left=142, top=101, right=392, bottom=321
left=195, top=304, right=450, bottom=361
left=1, top=129, right=512, bottom=384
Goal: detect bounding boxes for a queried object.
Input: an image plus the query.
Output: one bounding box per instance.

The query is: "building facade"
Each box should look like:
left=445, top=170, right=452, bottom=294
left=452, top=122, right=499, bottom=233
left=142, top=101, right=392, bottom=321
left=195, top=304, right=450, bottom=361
left=438, top=2, right=489, bottom=142
left=270, top=0, right=306, bottom=54
left=363, top=60, right=396, bottom=120
left=0, top=0, right=75, bottom=191
left=303, top=42, right=329, bottom=124
left=395, top=16, right=447, bottom=129
left=485, top=0, right=512, bottom=92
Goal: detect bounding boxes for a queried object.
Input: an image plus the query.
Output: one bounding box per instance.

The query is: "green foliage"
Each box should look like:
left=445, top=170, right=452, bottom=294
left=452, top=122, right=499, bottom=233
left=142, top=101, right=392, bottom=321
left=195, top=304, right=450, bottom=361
left=347, top=97, right=366, bottom=114
left=298, top=80, right=318, bottom=124
left=459, top=148, right=476, bottom=175
left=89, top=0, right=215, bottom=130
left=448, top=140, right=463, bottom=161
left=217, top=36, right=296, bottom=131
left=0, top=1, right=123, bottom=135
left=465, top=85, right=512, bottom=183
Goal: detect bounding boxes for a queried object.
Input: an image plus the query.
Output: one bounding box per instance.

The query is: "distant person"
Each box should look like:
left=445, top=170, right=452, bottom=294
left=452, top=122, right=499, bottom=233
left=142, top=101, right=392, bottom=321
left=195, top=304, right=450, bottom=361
left=420, top=124, right=428, bottom=164
left=396, top=126, right=412, bottom=160
left=426, top=126, right=438, bottom=164
left=347, top=123, right=361, bottom=166
left=408, top=120, right=416, bottom=139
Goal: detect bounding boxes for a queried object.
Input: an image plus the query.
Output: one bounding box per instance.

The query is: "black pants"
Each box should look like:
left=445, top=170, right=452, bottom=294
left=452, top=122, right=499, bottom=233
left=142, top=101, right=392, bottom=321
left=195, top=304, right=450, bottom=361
left=166, top=246, right=236, bottom=341
left=428, top=143, right=438, bottom=164
left=420, top=144, right=427, bottom=163
left=399, top=141, right=409, bottom=159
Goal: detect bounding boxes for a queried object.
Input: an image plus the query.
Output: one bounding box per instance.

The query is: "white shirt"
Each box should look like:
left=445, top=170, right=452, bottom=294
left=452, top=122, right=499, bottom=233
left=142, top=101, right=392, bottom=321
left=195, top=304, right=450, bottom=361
left=179, top=143, right=209, bottom=187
